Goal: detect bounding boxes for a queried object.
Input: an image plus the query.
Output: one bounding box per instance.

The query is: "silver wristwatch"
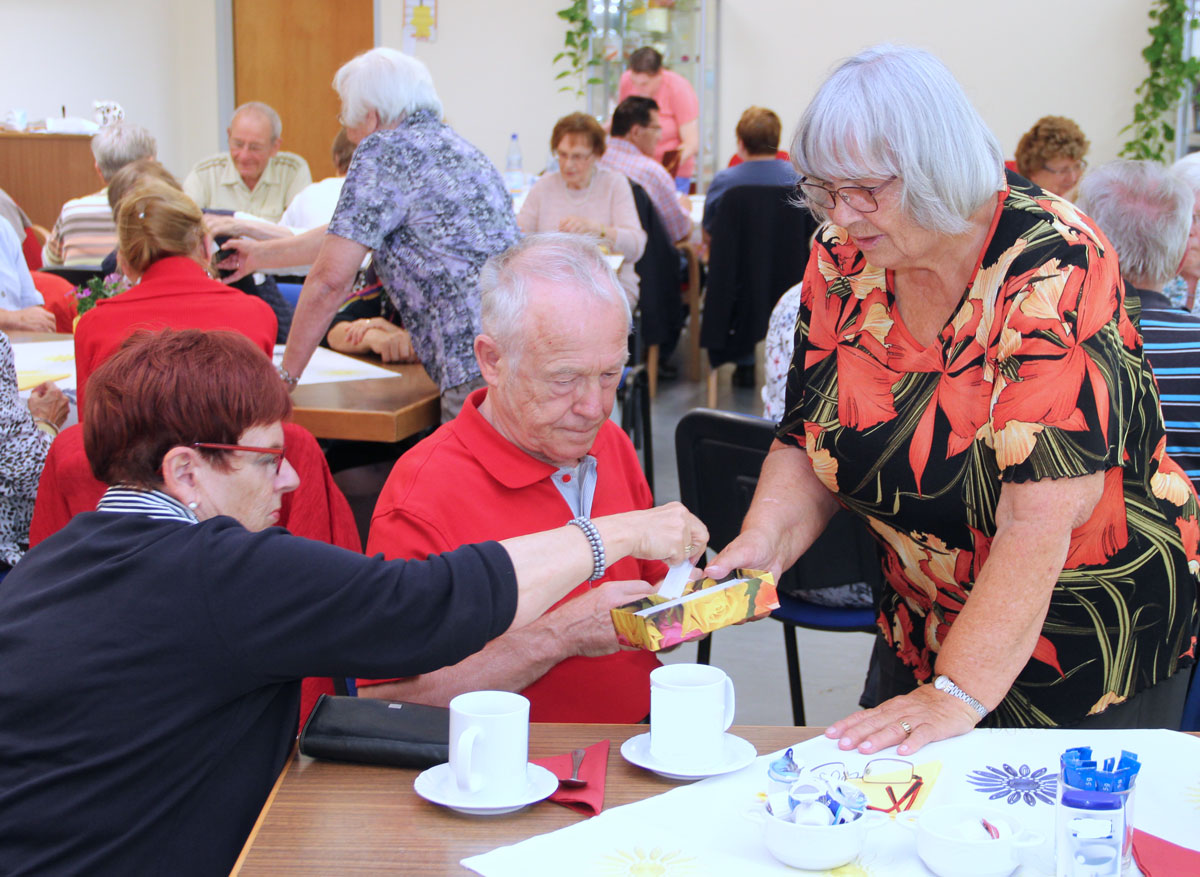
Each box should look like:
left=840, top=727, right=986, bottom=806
left=933, top=674, right=988, bottom=718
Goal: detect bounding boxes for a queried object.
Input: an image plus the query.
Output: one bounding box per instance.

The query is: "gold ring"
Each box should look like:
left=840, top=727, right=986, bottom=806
left=899, top=720, right=913, bottom=737
left=684, top=543, right=694, bottom=555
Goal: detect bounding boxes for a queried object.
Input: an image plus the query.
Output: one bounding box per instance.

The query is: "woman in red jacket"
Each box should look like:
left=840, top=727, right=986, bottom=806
left=73, top=179, right=277, bottom=409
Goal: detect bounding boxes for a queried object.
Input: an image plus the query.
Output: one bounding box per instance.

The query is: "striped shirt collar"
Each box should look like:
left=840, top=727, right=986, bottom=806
left=96, top=487, right=199, bottom=524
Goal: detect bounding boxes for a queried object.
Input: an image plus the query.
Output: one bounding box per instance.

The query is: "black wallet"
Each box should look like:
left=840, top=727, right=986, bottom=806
left=298, top=694, right=450, bottom=769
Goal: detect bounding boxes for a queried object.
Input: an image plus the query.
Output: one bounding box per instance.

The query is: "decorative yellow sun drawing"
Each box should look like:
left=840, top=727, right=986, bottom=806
left=1184, top=778, right=1200, bottom=811
left=596, top=845, right=699, bottom=876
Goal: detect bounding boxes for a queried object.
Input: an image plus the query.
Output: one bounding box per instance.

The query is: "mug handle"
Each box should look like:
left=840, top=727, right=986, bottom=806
left=452, top=725, right=482, bottom=794
left=721, top=676, right=736, bottom=731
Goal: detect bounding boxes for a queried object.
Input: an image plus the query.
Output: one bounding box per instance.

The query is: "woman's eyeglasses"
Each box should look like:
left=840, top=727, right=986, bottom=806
left=192, top=442, right=286, bottom=474
left=1041, top=159, right=1087, bottom=177
left=797, top=177, right=898, bottom=214
left=811, top=758, right=924, bottom=813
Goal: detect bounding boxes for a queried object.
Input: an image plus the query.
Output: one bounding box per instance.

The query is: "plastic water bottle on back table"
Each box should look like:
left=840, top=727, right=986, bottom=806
left=504, top=133, right=525, bottom=196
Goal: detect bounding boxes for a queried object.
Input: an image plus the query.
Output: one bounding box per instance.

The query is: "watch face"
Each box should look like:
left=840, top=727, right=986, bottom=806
left=934, top=675, right=949, bottom=691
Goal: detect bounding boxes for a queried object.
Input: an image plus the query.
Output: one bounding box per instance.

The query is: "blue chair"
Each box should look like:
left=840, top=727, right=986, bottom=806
left=675, top=408, right=879, bottom=726
left=276, top=281, right=303, bottom=309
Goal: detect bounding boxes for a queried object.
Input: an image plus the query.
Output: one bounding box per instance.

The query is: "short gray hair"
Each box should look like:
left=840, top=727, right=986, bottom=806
left=334, top=47, right=442, bottom=128
left=91, top=122, right=156, bottom=183
left=479, top=233, right=631, bottom=353
left=1171, top=153, right=1200, bottom=195
left=231, top=101, right=282, bottom=142
left=791, top=44, right=1004, bottom=235
left=1077, top=159, right=1191, bottom=290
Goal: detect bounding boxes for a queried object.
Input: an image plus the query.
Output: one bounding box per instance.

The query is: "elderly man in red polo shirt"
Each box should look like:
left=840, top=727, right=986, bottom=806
left=358, top=233, right=664, bottom=722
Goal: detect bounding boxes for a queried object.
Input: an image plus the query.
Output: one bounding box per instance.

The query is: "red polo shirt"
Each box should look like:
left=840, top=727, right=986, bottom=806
left=362, top=388, right=664, bottom=722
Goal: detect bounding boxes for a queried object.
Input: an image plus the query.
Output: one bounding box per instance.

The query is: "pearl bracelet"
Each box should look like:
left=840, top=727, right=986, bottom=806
left=567, top=517, right=607, bottom=581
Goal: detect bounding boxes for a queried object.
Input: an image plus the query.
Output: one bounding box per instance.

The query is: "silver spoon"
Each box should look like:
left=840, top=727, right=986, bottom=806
left=559, top=748, right=588, bottom=788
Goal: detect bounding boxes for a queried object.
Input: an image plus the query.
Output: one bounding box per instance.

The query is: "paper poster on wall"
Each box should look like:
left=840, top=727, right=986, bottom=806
left=403, top=0, right=437, bottom=43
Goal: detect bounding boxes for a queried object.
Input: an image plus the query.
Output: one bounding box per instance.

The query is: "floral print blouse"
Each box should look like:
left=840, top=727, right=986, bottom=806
left=778, top=173, right=1199, bottom=728
left=0, top=332, right=52, bottom=567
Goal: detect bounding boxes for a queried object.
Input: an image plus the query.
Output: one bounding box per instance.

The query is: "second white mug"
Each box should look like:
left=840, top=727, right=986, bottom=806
left=449, top=690, right=529, bottom=803
left=649, top=663, right=735, bottom=769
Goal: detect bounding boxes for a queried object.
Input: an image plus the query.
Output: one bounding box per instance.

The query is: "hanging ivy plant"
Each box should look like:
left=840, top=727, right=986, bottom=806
left=1121, top=0, right=1200, bottom=161
left=554, top=0, right=602, bottom=98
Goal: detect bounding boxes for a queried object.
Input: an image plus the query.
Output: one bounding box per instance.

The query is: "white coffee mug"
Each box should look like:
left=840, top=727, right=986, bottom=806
left=649, top=663, right=735, bottom=769
left=449, top=690, right=529, bottom=802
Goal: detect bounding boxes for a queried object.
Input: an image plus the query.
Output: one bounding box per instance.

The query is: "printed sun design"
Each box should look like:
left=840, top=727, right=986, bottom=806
left=596, top=845, right=699, bottom=876
left=966, top=763, right=1056, bottom=806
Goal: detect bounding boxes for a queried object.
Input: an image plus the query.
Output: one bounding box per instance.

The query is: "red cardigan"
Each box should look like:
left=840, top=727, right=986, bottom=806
left=73, top=256, right=277, bottom=410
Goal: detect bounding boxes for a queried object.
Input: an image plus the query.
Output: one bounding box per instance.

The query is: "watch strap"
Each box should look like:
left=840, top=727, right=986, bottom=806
left=934, top=674, right=987, bottom=718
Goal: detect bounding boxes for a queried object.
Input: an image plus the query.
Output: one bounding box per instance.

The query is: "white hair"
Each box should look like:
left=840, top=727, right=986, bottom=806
left=91, top=122, right=156, bottom=183
left=231, top=101, right=282, bottom=141
left=1170, top=153, right=1200, bottom=196
left=334, top=47, right=442, bottom=127
left=1077, top=159, right=1192, bottom=290
left=479, top=233, right=631, bottom=355
left=791, top=44, right=1004, bottom=235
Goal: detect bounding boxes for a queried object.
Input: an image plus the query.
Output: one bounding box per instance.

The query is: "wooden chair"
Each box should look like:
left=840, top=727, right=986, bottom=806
left=675, top=408, right=880, bottom=725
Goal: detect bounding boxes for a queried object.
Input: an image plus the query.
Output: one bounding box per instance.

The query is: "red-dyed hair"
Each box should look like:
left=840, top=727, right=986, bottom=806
left=84, top=329, right=292, bottom=487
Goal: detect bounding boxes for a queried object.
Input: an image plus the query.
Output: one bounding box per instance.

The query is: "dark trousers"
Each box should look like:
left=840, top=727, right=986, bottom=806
left=859, top=634, right=1190, bottom=730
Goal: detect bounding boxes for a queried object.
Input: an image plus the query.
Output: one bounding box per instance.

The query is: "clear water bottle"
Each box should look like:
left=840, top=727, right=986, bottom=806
left=504, top=133, right=524, bottom=196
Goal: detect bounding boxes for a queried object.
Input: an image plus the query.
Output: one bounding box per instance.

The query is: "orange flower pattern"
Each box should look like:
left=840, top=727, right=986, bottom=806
left=779, top=174, right=1199, bottom=728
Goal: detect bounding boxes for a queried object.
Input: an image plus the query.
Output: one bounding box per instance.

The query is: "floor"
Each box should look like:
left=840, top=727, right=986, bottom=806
left=333, top=353, right=875, bottom=730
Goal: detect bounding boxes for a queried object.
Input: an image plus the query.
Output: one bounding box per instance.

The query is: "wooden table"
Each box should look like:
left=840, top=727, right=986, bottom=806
left=9, top=332, right=440, bottom=444
left=0, top=130, right=98, bottom=229
left=288, top=360, right=440, bottom=443
left=231, top=724, right=819, bottom=875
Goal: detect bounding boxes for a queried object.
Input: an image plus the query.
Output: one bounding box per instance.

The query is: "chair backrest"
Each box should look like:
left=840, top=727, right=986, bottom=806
left=701, top=185, right=818, bottom=363
left=675, top=407, right=882, bottom=596
left=629, top=181, right=685, bottom=348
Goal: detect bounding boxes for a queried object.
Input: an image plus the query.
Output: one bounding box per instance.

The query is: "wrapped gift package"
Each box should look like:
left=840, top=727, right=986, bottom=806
left=611, top=570, right=778, bottom=652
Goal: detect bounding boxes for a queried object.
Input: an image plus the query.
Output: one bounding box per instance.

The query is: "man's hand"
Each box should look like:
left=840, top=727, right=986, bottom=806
left=0, top=306, right=56, bottom=333
left=28, top=381, right=69, bottom=427
left=367, top=325, right=417, bottom=363
left=542, top=579, right=656, bottom=658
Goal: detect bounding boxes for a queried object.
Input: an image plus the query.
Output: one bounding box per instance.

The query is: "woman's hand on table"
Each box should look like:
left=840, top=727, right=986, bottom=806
left=558, top=215, right=603, bottom=237
left=0, top=306, right=56, bottom=333
left=826, top=685, right=983, bottom=756
left=28, top=381, right=68, bottom=427
left=366, top=324, right=416, bottom=363
left=594, top=502, right=708, bottom=567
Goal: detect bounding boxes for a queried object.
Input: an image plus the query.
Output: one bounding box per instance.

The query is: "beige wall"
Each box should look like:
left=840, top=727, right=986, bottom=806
left=717, top=0, right=1152, bottom=173
left=0, top=0, right=1157, bottom=191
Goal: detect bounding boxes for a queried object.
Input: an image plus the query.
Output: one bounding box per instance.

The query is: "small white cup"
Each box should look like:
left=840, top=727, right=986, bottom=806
left=899, top=805, right=1043, bottom=877
left=747, top=805, right=886, bottom=870
left=649, top=663, right=735, bottom=769
left=449, top=690, right=529, bottom=803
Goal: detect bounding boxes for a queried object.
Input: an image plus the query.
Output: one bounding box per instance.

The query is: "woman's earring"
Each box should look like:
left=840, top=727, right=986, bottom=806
left=188, top=501, right=199, bottom=510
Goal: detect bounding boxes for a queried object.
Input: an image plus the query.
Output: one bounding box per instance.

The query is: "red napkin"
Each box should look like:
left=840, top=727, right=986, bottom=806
left=532, top=739, right=610, bottom=815
left=1132, top=828, right=1200, bottom=876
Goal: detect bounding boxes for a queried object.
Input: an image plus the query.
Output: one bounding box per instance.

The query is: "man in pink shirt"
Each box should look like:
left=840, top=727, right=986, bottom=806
left=617, top=47, right=699, bottom=192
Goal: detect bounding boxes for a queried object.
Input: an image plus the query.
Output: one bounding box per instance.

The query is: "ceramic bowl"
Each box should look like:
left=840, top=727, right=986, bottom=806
left=747, top=805, right=886, bottom=870
left=899, top=805, right=1042, bottom=877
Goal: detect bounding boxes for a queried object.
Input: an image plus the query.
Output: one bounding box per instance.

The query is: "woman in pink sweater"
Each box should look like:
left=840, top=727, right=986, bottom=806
left=518, top=113, right=646, bottom=306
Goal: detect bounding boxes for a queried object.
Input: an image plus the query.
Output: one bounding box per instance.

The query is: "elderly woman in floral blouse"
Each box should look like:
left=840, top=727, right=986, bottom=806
left=709, top=45, right=1198, bottom=753
left=219, top=48, right=519, bottom=421
left=0, top=332, right=67, bottom=575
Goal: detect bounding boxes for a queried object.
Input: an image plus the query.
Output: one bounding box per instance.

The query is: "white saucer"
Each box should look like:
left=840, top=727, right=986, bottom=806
left=620, top=732, right=757, bottom=780
left=413, top=762, right=558, bottom=815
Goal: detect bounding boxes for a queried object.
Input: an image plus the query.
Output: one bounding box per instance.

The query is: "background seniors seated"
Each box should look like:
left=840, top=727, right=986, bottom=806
left=1078, top=159, right=1200, bottom=494
left=1164, top=155, right=1200, bottom=311
left=0, top=220, right=54, bottom=333
left=518, top=112, right=646, bottom=306
left=183, top=101, right=311, bottom=221
left=221, top=49, right=521, bottom=422
left=73, top=179, right=277, bottom=410
left=0, top=331, right=67, bottom=577
left=0, top=328, right=707, bottom=875
left=701, top=106, right=798, bottom=242
left=600, top=96, right=693, bottom=243
left=618, top=46, right=700, bottom=190
left=42, top=121, right=156, bottom=267
left=359, top=234, right=670, bottom=722
left=1013, top=115, right=1089, bottom=199
left=708, top=45, right=1199, bottom=754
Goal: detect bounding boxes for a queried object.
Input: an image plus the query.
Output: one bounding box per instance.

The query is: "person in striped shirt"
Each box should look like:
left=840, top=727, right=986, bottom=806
left=42, top=122, right=156, bottom=267
left=1078, top=159, right=1200, bottom=491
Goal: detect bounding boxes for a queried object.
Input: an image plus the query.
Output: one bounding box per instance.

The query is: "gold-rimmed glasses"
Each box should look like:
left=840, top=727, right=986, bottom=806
left=811, top=758, right=923, bottom=813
